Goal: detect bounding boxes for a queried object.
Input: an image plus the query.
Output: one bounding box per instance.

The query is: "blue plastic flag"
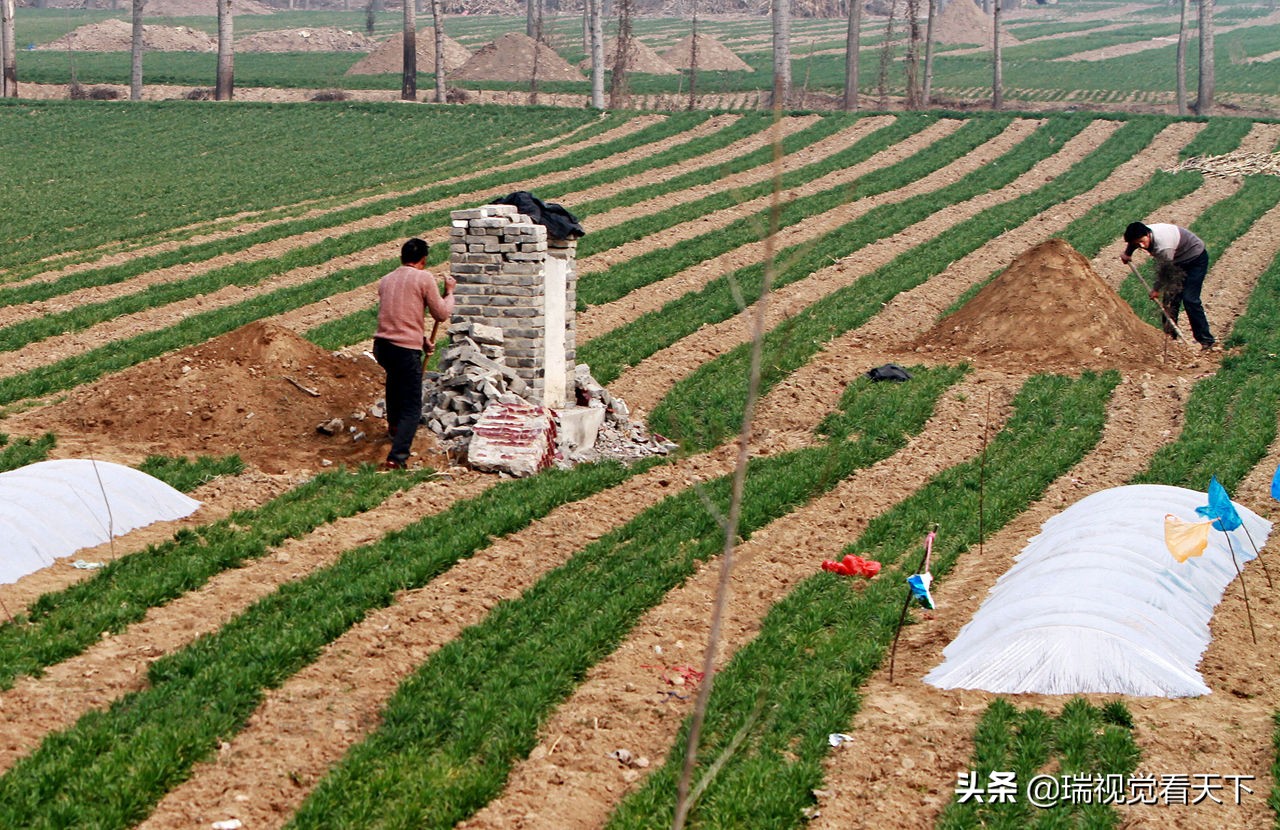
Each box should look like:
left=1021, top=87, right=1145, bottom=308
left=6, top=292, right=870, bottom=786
left=1196, top=476, right=1243, bottom=532
left=1271, top=464, right=1280, bottom=501
left=907, top=573, right=935, bottom=609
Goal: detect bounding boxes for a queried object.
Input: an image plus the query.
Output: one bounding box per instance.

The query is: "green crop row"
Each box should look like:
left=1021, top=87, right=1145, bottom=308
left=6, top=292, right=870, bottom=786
left=0, top=458, right=647, bottom=828
left=0, top=432, right=55, bottom=473
left=938, top=698, right=1139, bottom=830
left=581, top=115, right=1083, bottom=385
left=285, top=365, right=967, bottom=828
left=607, top=371, right=1119, bottom=827
left=0, top=464, right=428, bottom=691
left=135, top=453, right=246, bottom=493
left=649, top=117, right=1165, bottom=452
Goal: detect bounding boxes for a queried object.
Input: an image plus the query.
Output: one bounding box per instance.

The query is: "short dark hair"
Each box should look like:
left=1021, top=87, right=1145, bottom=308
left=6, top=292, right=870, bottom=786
left=1124, top=222, right=1151, bottom=244
left=401, top=237, right=429, bottom=265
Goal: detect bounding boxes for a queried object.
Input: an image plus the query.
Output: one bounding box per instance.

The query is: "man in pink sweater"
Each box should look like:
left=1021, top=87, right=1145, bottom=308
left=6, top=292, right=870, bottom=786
left=373, top=238, right=456, bottom=469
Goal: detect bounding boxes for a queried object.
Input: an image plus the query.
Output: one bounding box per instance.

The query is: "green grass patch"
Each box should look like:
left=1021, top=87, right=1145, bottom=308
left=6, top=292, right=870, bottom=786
left=0, top=432, right=56, bottom=472
left=135, top=454, right=246, bottom=493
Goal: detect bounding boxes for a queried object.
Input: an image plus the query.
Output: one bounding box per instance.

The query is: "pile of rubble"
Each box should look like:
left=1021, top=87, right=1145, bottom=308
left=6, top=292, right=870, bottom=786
left=419, top=321, right=676, bottom=472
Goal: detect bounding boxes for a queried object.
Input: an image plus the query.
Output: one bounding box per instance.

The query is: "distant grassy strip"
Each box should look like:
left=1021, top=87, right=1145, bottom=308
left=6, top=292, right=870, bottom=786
left=938, top=698, right=1140, bottom=830
left=0, top=110, right=703, bottom=309
left=577, top=113, right=995, bottom=311
left=304, top=110, right=936, bottom=350
left=0, top=465, right=426, bottom=692
left=0, top=432, right=56, bottom=472
left=286, top=367, right=967, bottom=829
left=582, top=116, right=1084, bottom=384
left=650, top=117, right=1166, bottom=451
left=0, top=459, right=646, bottom=829
left=135, top=454, right=246, bottom=493
left=608, top=371, right=1119, bottom=828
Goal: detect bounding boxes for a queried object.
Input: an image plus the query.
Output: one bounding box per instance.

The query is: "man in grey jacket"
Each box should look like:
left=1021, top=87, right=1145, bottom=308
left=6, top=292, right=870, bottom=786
left=1121, top=221, right=1217, bottom=351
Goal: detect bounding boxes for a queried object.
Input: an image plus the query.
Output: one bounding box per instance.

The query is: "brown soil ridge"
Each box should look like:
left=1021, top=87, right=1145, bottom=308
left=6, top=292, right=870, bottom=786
left=346, top=28, right=473, bottom=74
left=450, top=32, right=584, bottom=82
left=661, top=33, right=753, bottom=72
left=910, top=237, right=1171, bottom=370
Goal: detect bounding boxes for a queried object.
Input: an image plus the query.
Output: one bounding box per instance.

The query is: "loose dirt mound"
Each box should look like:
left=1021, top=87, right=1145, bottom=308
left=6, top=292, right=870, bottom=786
left=31, top=322, right=389, bottom=474
left=346, top=28, right=473, bottom=75
left=661, top=33, right=753, bottom=72
left=237, top=27, right=375, bottom=53
left=933, top=0, right=1019, bottom=46
left=38, top=19, right=216, bottom=52
left=578, top=37, right=679, bottom=75
left=449, top=32, right=584, bottom=82
left=910, top=238, right=1175, bottom=370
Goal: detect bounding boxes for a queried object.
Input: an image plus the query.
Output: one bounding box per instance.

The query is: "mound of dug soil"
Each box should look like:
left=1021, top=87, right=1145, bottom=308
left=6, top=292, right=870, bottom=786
left=578, top=37, right=679, bottom=75
left=32, top=322, right=389, bottom=475
left=237, top=27, right=375, bottom=52
left=346, top=28, right=473, bottom=75
left=933, top=0, right=1019, bottom=46
left=449, top=32, right=583, bottom=82
left=38, top=19, right=216, bottom=52
left=661, top=33, right=753, bottom=72
left=910, top=238, right=1175, bottom=370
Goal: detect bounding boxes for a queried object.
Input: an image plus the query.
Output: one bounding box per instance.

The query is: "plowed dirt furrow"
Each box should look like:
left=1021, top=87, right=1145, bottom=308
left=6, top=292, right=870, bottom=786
left=0, top=115, right=720, bottom=333
left=575, top=115, right=941, bottom=282
left=577, top=118, right=1041, bottom=342
left=0, top=471, right=494, bottom=775
left=274, top=117, right=902, bottom=338
left=136, top=449, right=747, bottom=830
left=458, top=372, right=1020, bottom=830
left=0, top=117, right=772, bottom=379
left=7, top=116, right=661, bottom=291
left=609, top=118, right=1129, bottom=414
left=1055, top=9, right=1280, bottom=62
left=813, top=371, right=1199, bottom=829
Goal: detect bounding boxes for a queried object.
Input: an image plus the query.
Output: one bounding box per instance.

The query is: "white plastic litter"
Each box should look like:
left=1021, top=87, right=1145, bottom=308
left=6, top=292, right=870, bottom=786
left=0, top=459, right=201, bottom=585
left=924, top=484, right=1271, bottom=698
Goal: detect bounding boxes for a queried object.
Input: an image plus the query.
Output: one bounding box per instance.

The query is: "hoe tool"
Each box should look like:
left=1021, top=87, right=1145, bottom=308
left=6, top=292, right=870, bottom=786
left=1125, top=260, right=1192, bottom=347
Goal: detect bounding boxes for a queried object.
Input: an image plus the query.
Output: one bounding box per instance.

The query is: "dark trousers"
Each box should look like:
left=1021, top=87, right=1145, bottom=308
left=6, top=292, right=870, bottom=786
left=1170, top=251, right=1214, bottom=347
left=373, top=337, right=422, bottom=465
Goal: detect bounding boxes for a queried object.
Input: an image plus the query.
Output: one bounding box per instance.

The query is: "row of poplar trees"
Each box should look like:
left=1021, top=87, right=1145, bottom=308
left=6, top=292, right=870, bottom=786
left=0, top=0, right=1218, bottom=115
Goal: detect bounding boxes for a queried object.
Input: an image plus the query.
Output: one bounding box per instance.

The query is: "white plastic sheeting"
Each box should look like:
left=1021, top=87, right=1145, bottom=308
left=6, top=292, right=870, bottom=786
left=0, top=459, right=201, bottom=585
left=924, top=484, right=1271, bottom=698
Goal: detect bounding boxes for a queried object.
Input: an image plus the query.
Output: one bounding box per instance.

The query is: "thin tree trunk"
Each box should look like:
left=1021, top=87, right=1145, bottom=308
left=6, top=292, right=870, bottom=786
left=1176, top=0, right=1188, bottom=114
left=876, top=0, right=895, bottom=107
left=905, top=0, right=920, bottom=107
left=608, top=0, right=632, bottom=109
left=1196, top=0, right=1214, bottom=114
left=402, top=0, right=416, bottom=100
left=215, top=0, right=233, bottom=101
left=843, top=0, right=861, bottom=110
left=688, top=4, right=699, bottom=111
left=432, top=0, right=446, bottom=103
left=772, top=0, right=791, bottom=109
left=1, top=0, right=16, bottom=98
left=922, top=0, right=936, bottom=105
left=526, top=0, right=541, bottom=39
left=588, top=0, right=604, bottom=109
left=992, top=0, right=1002, bottom=110
left=130, top=0, right=144, bottom=100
